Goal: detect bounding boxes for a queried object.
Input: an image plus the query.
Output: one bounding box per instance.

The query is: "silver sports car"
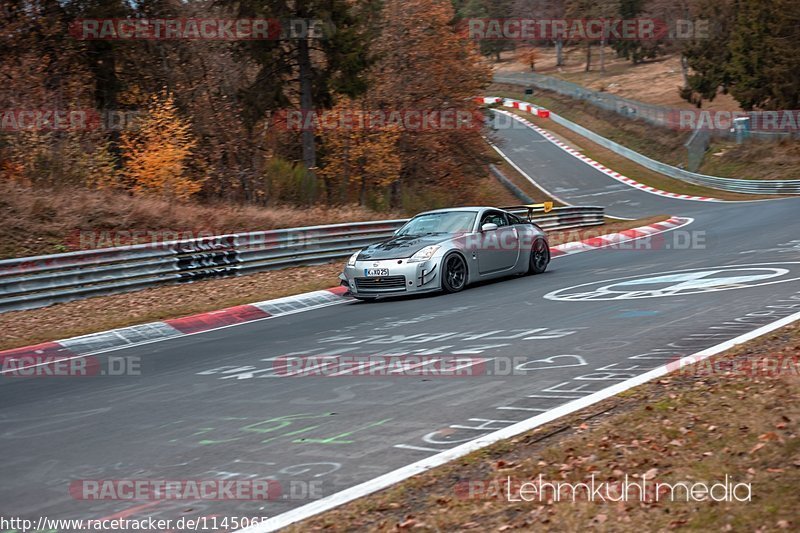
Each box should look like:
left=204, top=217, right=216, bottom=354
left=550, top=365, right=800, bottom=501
left=340, top=206, right=551, bottom=300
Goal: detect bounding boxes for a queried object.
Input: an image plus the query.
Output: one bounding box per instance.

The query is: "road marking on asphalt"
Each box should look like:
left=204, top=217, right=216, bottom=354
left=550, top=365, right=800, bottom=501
left=491, top=108, right=723, bottom=204
left=514, top=354, right=587, bottom=371
left=0, top=216, right=693, bottom=377
left=545, top=263, right=800, bottom=301
left=487, top=142, right=571, bottom=206
left=0, top=299, right=348, bottom=376
left=238, top=309, right=800, bottom=533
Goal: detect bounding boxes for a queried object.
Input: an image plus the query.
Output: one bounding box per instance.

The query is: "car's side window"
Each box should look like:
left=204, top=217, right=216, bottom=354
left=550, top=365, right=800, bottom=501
left=481, top=211, right=508, bottom=228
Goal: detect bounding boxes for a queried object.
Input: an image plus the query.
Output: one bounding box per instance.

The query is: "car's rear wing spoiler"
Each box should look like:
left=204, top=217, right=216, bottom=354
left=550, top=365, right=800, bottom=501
left=500, top=202, right=554, bottom=221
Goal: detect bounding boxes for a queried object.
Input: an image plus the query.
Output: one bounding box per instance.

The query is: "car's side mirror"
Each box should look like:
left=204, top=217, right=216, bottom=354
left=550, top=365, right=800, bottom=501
left=481, top=223, right=498, bottom=232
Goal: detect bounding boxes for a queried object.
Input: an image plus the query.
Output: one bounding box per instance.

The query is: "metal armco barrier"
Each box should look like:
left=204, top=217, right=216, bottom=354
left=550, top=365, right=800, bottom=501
left=494, top=73, right=800, bottom=142
left=488, top=95, right=800, bottom=195
left=547, top=112, right=800, bottom=195
left=0, top=206, right=604, bottom=313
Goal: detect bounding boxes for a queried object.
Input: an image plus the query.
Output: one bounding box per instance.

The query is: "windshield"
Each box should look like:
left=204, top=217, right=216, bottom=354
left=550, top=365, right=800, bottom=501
left=397, top=211, right=477, bottom=236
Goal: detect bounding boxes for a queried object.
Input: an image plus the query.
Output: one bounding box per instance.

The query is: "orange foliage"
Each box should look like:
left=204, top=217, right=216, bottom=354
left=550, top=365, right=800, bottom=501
left=319, top=100, right=402, bottom=205
left=121, top=91, right=203, bottom=201
left=522, top=47, right=538, bottom=71
left=320, top=0, right=493, bottom=209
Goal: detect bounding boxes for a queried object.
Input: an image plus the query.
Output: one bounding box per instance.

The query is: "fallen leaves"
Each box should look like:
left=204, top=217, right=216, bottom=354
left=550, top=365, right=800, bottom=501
left=0, top=261, right=345, bottom=350
left=286, top=306, right=800, bottom=533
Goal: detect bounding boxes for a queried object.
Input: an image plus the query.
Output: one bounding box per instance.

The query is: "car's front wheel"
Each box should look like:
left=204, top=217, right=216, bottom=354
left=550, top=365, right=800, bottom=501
left=528, top=239, right=550, bottom=275
left=441, top=253, right=467, bottom=293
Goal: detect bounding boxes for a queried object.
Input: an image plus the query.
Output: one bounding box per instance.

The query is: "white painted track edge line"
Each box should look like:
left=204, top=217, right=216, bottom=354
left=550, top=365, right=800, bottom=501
left=492, top=109, right=725, bottom=204
left=240, top=309, right=800, bottom=533
left=488, top=142, right=571, bottom=206
left=0, top=299, right=351, bottom=375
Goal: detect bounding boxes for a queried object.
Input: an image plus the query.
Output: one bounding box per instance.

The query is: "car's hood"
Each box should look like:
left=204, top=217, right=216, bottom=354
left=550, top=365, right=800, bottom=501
left=357, top=234, right=454, bottom=261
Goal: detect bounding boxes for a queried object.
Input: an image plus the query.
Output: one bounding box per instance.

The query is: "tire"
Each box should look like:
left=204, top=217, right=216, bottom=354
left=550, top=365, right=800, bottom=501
left=441, top=253, right=468, bottom=293
left=528, top=239, right=550, bottom=275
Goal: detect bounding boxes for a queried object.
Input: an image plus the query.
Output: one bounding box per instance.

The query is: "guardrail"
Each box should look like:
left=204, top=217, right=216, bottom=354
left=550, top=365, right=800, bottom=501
left=0, top=206, right=604, bottom=313
left=494, top=73, right=800, bottom=142
left=488, top=97, right=800, bottom=195
left=550, top=112, right=800, bottom=195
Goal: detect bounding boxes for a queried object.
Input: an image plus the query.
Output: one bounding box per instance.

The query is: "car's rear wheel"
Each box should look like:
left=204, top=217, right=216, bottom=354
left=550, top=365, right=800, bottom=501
left=442, top=253, right=467, bottom=293
left=528, top=239, right=550, bottom=275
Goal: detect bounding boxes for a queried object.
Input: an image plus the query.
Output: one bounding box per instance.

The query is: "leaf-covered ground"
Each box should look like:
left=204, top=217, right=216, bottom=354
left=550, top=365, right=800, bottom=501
left=289, top=322, right=800, bottom=532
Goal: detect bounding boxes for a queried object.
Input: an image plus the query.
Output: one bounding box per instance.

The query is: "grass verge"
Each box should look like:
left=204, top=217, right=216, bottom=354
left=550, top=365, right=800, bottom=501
left=289, top=319, right=800, bottom=532
left=0, top=216, right=667, bottom=351
left=0, top=168, right=522, bottom=260
left=493, top=99, right=772, bottom=201
left=491, top=85, right=799, bottom=190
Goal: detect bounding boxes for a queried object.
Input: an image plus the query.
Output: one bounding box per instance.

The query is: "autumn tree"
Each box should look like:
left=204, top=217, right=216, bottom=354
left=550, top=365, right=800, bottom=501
left=356, top=0, right=492, bottom=209
left=319, top=100, right=402, bottom=207
left=565, top=0, right=619, bottom=72
left=680, top=0, right=800, bottom=110
left=764, top=0, right=800, bottom=109
left=0, top=0, right=100, bottom=186
left=457, top=0, right=517, bottom=62
left=230, top=0, right=381, bottom=171
left=512, top=0, right=567, bottom=66
left=121, top=92, right=203, bottom=200
left=522, top=46, right=538, bottom=71
left=726, top=0, right=772, bottom=110
left=612, top=0, right=664, bottom=64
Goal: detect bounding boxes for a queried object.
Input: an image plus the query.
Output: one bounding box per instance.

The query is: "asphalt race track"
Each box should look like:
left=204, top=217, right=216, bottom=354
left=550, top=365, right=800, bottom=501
left=2, top=111, right=800, bottom=527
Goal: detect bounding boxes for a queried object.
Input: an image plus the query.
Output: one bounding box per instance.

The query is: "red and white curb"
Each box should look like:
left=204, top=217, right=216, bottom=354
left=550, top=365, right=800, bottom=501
left=548, top=215, right=692, bottom=258
left=476, top=96, right=551, bottom=118
left=0, top=218, right=691, bottom=372
left=488, top=99, right=721, bottom=203
left=0, top=287, right=351, bottom=373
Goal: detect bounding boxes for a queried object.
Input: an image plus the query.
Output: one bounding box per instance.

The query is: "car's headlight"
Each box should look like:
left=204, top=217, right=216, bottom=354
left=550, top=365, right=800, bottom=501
left=407, top=245, right=440, bottom=263
left=347, top=251, right=360, bottom=266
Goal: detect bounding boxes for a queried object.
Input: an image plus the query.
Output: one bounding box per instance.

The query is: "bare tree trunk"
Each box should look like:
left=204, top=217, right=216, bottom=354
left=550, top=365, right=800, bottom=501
left=680, top=54, right=690, bottom=88
left=297, top=38, right=316, bottom=170
left=555, top=38, right=564, bottom=66
left=585, top=42, right=592, bottom=72
left=599, top=31, right=607, bottom=72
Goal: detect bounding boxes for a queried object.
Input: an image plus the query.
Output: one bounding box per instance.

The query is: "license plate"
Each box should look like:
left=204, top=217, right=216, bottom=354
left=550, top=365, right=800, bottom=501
left=364, top=268, right=389, bottom=277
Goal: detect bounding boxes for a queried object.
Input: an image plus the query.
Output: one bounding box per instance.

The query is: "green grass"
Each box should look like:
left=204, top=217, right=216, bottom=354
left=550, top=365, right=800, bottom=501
left=492, top=85, right=800, bottom=184
left=495, top=102, right=773, bottom=200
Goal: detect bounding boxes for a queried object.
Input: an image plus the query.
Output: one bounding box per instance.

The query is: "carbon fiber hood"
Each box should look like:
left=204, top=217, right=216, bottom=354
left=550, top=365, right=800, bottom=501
left=357, top=234, right=454, bottom=261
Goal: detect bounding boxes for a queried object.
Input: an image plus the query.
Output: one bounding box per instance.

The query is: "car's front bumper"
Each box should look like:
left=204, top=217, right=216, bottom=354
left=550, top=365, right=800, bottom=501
left=340, top=258, right=441, bottom=299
